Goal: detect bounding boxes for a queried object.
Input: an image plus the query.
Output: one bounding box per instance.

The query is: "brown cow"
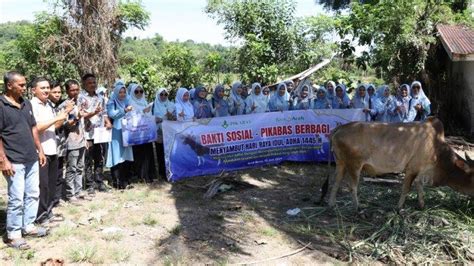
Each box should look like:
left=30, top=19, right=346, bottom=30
left=323, top=117, right=473, bottom=210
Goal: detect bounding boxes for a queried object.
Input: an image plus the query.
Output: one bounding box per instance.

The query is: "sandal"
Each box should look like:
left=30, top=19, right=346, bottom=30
left=24, top=227, right=49, bottom=238
left=49, top=214, right=65, bottom=223
left=6, top=238, right=31, bottom=250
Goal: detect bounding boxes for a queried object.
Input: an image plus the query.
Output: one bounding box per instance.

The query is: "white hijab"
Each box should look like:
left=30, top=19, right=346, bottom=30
left=175, top=87, right=194, bottom=122
left=128, top=83, right=148, bottom=112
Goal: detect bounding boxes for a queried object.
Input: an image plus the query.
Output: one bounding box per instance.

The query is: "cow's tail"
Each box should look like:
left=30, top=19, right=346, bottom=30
left=319, top=127, right=337, bottom=204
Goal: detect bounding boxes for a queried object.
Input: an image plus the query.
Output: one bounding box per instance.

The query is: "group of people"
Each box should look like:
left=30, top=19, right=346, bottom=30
left=0, top=71, right=169, bottom=250
left=172, top=80, right=431, bottom=124
left=0, top=69, right=432, bottom=250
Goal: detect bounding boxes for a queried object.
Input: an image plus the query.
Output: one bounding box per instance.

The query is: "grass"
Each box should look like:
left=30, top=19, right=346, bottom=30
left=102, top=232, right=124, bottom=242
left=5, top=249, right=36, bottom=264
left=49, top=224, right=78, bottom=241
left=285, top=184, right=474, bottom=264
left=170, top=224, right=182, bottom=236
left=67, top=244, right=102, bottom=263
left=108, top=247, right=131, bottom=262
left=260, top=227, right=278, bottom=237
left=143, top=214, right=159, bottom=226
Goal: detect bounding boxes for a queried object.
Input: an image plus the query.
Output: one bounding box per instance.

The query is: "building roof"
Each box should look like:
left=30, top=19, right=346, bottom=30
left=437, top=24, right=474, bottom=61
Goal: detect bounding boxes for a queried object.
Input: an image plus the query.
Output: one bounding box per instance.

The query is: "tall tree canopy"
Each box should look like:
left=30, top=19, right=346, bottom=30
left=206, top=0, right=335, bottom=84
left=7, top=0, right=150, bottom=84
left=336, top=0, right=473, bottom=83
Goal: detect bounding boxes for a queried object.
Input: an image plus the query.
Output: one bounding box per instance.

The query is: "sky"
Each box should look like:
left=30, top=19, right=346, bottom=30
left=0, top=0, right=325, bottom=45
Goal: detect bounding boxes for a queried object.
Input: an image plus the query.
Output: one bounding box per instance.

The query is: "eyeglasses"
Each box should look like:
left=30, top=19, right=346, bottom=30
left=160, top=93, right=168, bottom=96
left=134, top=90, right=144, bottom=94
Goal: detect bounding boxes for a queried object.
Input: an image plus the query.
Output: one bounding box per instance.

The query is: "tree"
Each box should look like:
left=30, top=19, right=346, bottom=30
left=8, top=0, right=150, bottom=84
left=125, top=58, right=164, bottom=101
left=160, top=44, right=202, bottom=89
left=336, top=0, right=473, bottom=84
left=206, top=0, right=334, bottom=84
left=203, top=51, right=224, bottom=84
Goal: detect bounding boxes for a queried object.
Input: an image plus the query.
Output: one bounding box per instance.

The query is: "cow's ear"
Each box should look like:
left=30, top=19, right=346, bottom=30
left=455, top=159, right=468, bottom=171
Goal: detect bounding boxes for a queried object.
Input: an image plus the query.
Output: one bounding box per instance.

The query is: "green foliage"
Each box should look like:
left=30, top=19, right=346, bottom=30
left=125, top=58, right=164, bottom=101
left=117, top=0, right=151, bottom=34
left=336, top=0, right=474, bottom=83
left=206, top=0, right=335, bottom=84
left=9, top=12, right=79, bottom=82
left=160, top=44, right=202, bottom=89
left=202, top=51, right=224, bottom=84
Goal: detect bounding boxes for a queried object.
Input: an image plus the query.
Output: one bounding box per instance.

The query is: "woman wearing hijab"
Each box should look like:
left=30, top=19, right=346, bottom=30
left=175, top=88, right=194, bottom=122
left=313, top=86, right=332, bottom=109
left=393, top=84, right=412, bottom=122
left=292, top=84, right=313, bottom=110
left=408, top=81, right=431, bottom=121
left=325, top=81, right=336, bottom=103
left=351, top=84, right=369, bottom=108
left=245, top=82, right=268, bottom=114
left=262, top=86, right=271, bottom=102
left=152, top=88, right=175, bottom=180
left=106, top=80, right=134, bottom=189
left=332, top=84, right=351, bottom=109
left=189, top=88, right=196, bottom=105
left=268, top=83, right=290, bottom=112
left=228, top=81, right=246, bottom=115
left=375, top=85, right=396, bottom=122
left=241, top=84, right=250, bottom=100
left=193, top=86, right=213, bottom=119
left=211, top=85, right=230, bottom=117
left=128, top=83, right=155, bottom=183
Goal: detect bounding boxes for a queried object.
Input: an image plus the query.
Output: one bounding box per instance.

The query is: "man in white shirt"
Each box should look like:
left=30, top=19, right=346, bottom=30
left=30, top=77, right=71, bottom=224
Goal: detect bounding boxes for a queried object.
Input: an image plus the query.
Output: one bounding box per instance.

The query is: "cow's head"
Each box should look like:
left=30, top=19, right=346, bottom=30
left=453, top=152, right=474, bottom=196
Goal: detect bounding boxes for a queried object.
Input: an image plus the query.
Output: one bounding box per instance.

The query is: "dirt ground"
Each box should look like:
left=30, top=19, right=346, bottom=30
left=0, top=161, right=472, bottom=265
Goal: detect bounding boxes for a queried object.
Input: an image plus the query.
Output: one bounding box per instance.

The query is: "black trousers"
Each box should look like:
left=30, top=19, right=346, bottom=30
left=132, top=143, right=155, bottom=183
left=37, top=154, right=58, bottom=223
left=111, top=161, right=131, bottom=189
left=52, top=156, right=65, bottom=206
left=85, top=140, right=105, bottom=190
left=154, top=142, right=167, bottom=180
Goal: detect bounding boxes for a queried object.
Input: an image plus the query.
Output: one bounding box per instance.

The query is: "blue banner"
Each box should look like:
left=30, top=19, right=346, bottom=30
left=162, top=109, right=365, bottom=182
left=121, top=113, right=157, bottom=147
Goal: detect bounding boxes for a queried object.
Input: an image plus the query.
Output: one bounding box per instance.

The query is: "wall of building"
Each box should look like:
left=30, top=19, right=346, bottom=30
left=449, top=60, right=474, bottom=136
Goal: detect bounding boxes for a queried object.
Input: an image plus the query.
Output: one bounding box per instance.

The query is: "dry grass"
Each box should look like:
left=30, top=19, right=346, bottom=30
left=0, top=163, right=471, bottom=264
left=284, top=184, right=473, bottom=263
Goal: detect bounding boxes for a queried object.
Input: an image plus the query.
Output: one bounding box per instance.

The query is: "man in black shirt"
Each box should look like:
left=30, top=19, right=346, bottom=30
left=0, top=71, right=47, bottom=249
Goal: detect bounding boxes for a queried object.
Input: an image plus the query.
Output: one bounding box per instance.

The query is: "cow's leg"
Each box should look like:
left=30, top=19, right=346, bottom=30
left=346, top=166, right=362, bottom=210
left=328, top=163, right=345, bottom=208
left=415, top=179, right=425, bottom=209
left=398, top=172, right=417, bottom=210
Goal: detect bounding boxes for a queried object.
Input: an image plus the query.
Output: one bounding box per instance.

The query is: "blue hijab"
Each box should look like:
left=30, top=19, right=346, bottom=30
left=189, top=88, right=196, bottom=104
left=153, top=88, right=175, bottom=119
left=293, top=84, right=312, bottom=110
left=313, top=86, right=331, bottom=109
left=326, top=81, right=336, bottom=102
left=268, top=83, right=290, bottom=112
left=332, top=84, right=350, bottom=109
left=229, top=81, right=246, bottom=115
left=352, top=84, right=369, bottom=109
left=212, top=85, right=230, bottom=117
left=193, top=86, right=212, bottom=119
left=108, top=80, right=129, bottom=110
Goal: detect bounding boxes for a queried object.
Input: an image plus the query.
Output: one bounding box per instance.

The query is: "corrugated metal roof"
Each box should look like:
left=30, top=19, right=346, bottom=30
left=437, top=24, right=474, bottom=56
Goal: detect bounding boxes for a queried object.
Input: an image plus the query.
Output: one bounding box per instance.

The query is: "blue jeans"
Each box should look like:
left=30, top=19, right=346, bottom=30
left=5, top=161, right=40, bottom=239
